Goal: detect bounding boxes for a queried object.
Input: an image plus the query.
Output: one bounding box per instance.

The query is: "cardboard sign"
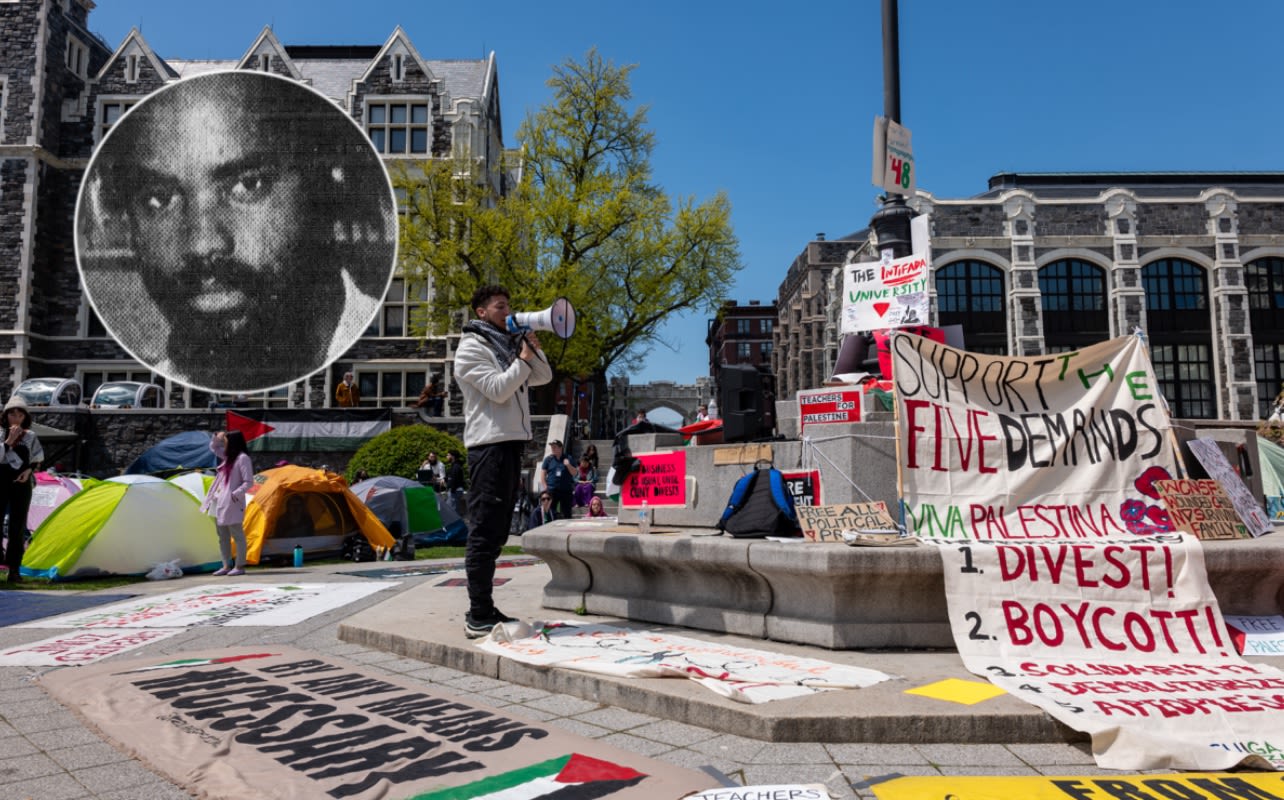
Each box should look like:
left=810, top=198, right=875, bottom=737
left=1154, top=479, right=1250, bottom=540
left=840, top=252, right=929, bottom=333
left=619, top=450, right=686, bottom=507
left=1186, top=438, right=1274, bottom=536
left=797, top=502, right=896, bottom=543
left=797, top=387, right=862, bottom=435
left=712, top=443, right=773, bottom=466
left=1222, top=614, right=1284, bottom=656
left=781, top=470, right=822, bottom=507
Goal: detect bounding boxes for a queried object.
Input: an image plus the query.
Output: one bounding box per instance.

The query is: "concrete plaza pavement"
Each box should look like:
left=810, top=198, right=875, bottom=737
left=0, top=547, right=1258, bottom=800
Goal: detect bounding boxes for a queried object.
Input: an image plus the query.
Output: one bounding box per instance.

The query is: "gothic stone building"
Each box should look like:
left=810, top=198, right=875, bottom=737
left=0, top=0, right=511, bottom=409
left=772, top=173, right=1284, bottom=423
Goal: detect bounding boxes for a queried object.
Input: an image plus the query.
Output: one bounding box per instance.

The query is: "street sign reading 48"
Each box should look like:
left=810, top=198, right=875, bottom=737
left=871, top=116, right=916, bottom=196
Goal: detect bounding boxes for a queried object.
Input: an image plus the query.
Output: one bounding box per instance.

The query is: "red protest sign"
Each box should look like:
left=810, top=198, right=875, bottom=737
left=619, top=450, right=687, bottom=507
left=796, top=387, right=862, bottom=435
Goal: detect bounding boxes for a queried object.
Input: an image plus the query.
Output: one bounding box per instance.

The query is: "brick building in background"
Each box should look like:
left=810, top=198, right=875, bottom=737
left=772, top=174, right=1284, bottom=422
left=0, top=0, right=513, bottom=409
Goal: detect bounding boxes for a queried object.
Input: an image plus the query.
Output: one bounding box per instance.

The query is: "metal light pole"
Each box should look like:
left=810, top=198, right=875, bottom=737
left=870, top=0, right=915, bottom=260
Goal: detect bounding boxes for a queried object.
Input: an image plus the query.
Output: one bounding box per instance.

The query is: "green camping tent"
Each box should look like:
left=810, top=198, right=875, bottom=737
left=22, top=477, right=221, bottom=579
left=1260, top=436, right=1284, bottom=521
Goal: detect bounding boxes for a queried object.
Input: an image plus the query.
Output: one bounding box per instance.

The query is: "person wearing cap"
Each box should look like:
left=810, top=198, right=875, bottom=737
left=540, top=440, right=576, bottom=520
left=1, top=396, right=43, bottom=583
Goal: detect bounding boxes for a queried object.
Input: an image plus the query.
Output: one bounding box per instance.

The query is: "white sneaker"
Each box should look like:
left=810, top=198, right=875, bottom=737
left=212, top=566, right=231, bottom=576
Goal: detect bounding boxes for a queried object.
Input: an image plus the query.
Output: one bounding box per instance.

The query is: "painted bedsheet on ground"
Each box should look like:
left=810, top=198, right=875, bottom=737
left=16, top=583, right=396, bottom=629
left=0, top=628, right=179, bottom=665
left=934, top=534, right=1284, bottom=771
left=0, top=591, right=137, bottom=627
left=39, top=646, right=714, bottom=800
left=893, top=333, right=1181, bottom=539
left=481, top=621, right=891, bottom=704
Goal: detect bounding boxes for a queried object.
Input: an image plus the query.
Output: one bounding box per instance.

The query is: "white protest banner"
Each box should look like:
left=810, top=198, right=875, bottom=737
left=1185, top=438, right=1274, bottom=536
left=0, top=629, right=179, bottom=666
left=933, top=534, right=1284, bottom=771
left=840, top=253, right=930, bottom=334
left=893, top=333, right=1181, bottom=539
left=19, top=582, right=397, bottom=628
left=480, top=621, right=891, bottom=704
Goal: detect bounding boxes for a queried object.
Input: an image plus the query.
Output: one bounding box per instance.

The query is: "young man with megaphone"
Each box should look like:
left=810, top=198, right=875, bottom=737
left=455, top=285, right=554, bottom=639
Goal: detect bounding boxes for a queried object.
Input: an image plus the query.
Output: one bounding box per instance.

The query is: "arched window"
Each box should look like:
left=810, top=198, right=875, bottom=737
left=1039, top=259, right=1108, bottom=352
left=1246, top=257, right=1284, bottom=418
left=1142, top=258, right=1214, bottom=418
left=935, top=260, right=1007, bottom=354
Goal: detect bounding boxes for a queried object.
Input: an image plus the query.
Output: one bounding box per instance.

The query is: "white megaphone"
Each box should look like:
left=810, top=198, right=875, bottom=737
left=506, top=297, right=576, bottom=340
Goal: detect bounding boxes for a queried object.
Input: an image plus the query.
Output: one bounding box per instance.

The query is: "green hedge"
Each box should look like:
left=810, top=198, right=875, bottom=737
left=346, top=425, right=465, bottom=483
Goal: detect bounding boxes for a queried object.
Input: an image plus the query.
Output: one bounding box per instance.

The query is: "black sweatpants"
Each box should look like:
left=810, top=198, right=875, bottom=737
left=1, top=468, right=31, bottom=578
left=464, top=440, right=525, bottom=616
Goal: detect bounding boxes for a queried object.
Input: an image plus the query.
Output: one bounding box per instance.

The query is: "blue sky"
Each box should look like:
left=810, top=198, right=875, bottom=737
left=85, top=1, right=1284, bottom=386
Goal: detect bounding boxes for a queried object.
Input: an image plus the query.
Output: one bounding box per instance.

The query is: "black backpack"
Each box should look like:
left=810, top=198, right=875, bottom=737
left=716, top=464, right=801, bottom=538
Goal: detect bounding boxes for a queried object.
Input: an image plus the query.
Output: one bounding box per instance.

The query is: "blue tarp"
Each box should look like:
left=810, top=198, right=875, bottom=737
left=125, top=430, right=216, bottom=475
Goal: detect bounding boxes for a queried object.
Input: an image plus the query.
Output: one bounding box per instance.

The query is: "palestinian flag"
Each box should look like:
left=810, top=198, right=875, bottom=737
left=117, top=653, right=276, bottom=674
left=227, top=409, right=391, bottom=452
left=410, top=753, right=646, bottom=799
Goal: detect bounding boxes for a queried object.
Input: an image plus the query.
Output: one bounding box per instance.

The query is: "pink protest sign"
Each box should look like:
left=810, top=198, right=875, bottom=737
left=619, top=451, right=687, bottom=507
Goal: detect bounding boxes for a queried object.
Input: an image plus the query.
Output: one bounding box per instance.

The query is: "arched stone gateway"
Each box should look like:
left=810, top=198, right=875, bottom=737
left=607, top=377, right=714, bottom=435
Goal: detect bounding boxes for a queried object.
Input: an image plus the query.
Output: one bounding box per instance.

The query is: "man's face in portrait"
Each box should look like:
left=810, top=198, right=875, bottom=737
left=128, top=88, right=316, bottom=352
left=77, top=70, right=397, bottom=394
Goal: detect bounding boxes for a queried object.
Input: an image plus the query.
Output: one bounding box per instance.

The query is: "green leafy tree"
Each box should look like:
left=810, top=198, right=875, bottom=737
left=345, top=425, right=464, bottom=484
left=397, top=48, right=741, bottom=388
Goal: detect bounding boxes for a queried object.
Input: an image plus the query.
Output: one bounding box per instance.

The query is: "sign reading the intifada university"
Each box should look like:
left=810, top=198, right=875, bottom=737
left=892, top=334, right=1181, bottom=540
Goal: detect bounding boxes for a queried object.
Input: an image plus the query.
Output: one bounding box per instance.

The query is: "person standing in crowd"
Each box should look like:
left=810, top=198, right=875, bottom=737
left=528, top=492, right=556, bottom=529
left=455, top=284, right=552, bottom=639
left=583, top=443, right=600, bottom=472
left=695, top=403, right=710, bottom=422
left=201, top=430, right=253, bottom=576
left=444, top=451, right=467, bottom=512
left=541, top=440, right=575, bottom=519
left=336, top=371, right=360, bottom=407
left=1, top=397, right=42, bottom=583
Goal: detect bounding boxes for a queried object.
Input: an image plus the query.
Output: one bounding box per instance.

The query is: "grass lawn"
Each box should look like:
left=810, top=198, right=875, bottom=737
left=0, top=545, right=526, bottom=592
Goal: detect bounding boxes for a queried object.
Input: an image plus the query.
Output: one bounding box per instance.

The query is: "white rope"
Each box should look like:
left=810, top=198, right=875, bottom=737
left=799, top=433, right=877, bottom=503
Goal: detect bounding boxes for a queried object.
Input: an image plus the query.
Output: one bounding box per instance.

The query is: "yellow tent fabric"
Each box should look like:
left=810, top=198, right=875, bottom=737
left=242, top=465, right=394, bottom=565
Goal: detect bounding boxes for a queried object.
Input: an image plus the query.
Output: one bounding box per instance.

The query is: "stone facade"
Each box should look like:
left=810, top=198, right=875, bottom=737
left=0, top=0, right=512, bottom=413
left=773, top=233, right=872, bottom=400
left=775, top=173, right=1284, bottom=422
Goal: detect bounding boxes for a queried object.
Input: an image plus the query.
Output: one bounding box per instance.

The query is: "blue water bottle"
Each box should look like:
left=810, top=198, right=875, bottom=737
left=293, top=545, right=304, bottom=568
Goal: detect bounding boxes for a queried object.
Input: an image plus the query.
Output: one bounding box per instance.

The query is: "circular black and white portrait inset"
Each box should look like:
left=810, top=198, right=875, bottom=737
left=76, top=70, right=397, bottom=394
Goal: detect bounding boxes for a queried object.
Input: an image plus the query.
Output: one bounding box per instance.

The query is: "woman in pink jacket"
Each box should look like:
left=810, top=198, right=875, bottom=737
left=201, top=430, right=254, bottom=576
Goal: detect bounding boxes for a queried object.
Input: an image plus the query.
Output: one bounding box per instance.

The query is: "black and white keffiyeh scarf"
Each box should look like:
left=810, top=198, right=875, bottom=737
left=463, top=320, right=520, bottom=369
